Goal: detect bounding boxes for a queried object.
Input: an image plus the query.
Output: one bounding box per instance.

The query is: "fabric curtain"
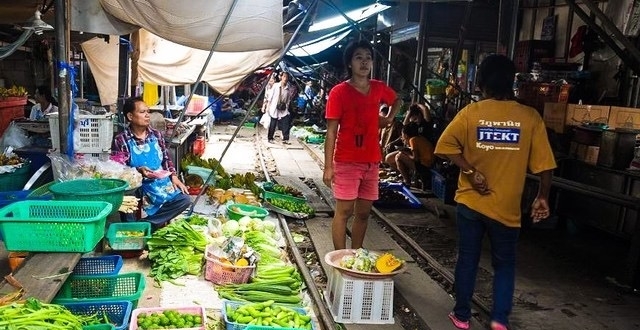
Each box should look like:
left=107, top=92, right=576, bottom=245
left=80, top=36, right=120, bottom=105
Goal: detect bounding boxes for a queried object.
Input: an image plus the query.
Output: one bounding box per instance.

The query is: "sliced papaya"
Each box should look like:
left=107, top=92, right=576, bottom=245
left=375, top=253, right=404, bottom=273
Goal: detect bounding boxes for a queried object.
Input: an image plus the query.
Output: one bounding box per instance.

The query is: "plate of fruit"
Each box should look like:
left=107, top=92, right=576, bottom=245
left=324, top=248, right=406, bottom=279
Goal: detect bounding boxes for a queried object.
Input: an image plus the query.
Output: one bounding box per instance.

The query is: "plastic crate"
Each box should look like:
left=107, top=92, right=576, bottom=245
left=53, top=272, right=146, bottom=308
left=222, top=300, right=314, bottom=330
left=49, top=112, right=114, bottom=153
left=129, top=306, right=206, bottom=330
left=204, top=245, right=254, bottom=285
left=0, top=163, right=30, bottom=192
left=49, top=179, right=127, bottom=215
left=0, top=200, right=112, bottom=252
left=431, top=169, right=457, bottom=204
left=106, top=222, right=151, bottom=251
left=62, top=300, right=132, bottom=330
left=73, top=255, right=124, bottom=276
left=324, top=268, right=394, bottom=324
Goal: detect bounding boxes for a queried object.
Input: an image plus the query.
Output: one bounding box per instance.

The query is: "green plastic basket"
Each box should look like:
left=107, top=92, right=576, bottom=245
left=27, top=181, right=56, bottom=199
left=49, top=179, right=128, bottom=214
left=0, top=200, right=112, bottom=252
left=53, top=272, right=146, bottom=308
left=0, top=162, right=30, bottom=192
left=83, top=325, right=115, bottom=330
left=227, top=203, right=269, bottom=220
left=262, top=190, right=306, bottom=203
left=106, top=222, right=151, bottom=251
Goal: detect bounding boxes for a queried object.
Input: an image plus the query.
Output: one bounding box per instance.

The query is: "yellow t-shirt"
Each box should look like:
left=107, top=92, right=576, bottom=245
left=409, top=136, right=434, bottom=168
left=434, top=99, right=557, bottom=227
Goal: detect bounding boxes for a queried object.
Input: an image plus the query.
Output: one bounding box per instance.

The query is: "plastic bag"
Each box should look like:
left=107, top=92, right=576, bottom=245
left=47, top=152, right=142, bottom=189
left=0, top=122, right=30, bottom=149
left=259, top=113, right=271, bottom=129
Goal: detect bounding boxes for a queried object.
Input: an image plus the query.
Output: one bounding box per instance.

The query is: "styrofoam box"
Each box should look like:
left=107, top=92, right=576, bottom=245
left=49, top=113, right=114, bottom=154
left=324, top=268, right=395, bottom=324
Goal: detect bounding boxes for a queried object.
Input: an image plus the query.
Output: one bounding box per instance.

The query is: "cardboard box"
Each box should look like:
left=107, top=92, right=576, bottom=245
left=565, top=104, right=610, bottom=127
left=543, top=103, right=568, bottom=133
left=584, top=146, right=600, bottom=165
left=607, top=106, right=640, bottom=129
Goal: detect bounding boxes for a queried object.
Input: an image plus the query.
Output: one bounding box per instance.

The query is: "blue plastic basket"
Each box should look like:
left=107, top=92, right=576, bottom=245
left=73, top=255, right=124, bottom=276
left=0, top=190, right=52, bottom=208
left=222, top=300, right=315, bottom=330
left=62, top=300, right=132, bottom=330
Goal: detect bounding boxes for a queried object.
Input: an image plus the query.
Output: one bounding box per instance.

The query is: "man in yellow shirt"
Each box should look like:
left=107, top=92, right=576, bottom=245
left=435, top=54, right=556, bottom=330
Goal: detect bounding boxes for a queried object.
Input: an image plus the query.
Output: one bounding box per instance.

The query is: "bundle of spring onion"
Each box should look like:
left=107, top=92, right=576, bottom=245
left=0, top=298, right=108, bottom=329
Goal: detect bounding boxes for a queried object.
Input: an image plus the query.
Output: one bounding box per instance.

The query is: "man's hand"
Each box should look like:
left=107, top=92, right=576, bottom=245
left=531, top=197, right=550, bottom=222
left=468, top=170, right=489, bottom=195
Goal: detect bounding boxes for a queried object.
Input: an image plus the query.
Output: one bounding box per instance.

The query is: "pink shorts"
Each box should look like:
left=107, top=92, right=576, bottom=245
left=332, top=161, right=379, bottom=201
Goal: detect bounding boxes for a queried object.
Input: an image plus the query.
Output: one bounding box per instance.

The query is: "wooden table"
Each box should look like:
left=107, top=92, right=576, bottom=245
left=0, top=253, right=81, bottom=302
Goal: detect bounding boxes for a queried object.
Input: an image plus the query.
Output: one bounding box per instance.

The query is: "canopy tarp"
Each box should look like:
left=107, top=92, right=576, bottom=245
left=98, top=0, right=283, bottom=52
left=72, top=0, right=284, bottom=103
left=135, top=29, right=281, bottom=94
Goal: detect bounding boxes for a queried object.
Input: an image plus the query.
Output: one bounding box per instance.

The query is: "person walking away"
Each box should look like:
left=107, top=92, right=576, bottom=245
left=264, top=71, right=294, bottom=144
left=112, top=97, right=192, bottom=230
left=384, top=122, right=434, bottom=187
left=29, top=86, right=58, bottom=120
left=303, top=80, right=316, bottom=118
left=434, top=54, right=556, bottom=330
left=323, top=40, right=402, bottom=250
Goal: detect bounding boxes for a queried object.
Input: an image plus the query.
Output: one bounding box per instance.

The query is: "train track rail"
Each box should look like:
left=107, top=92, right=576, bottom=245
left=252, top=130, right=493, bottom=329
left=254, top=133, right=339, bottom=330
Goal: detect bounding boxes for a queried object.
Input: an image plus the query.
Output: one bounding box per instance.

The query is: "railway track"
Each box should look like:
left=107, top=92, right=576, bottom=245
left=249, top=129, right=495, bottom=330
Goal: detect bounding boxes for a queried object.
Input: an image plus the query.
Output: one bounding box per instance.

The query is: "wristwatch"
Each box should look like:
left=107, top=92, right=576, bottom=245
left=462, top=168, right=475, bottom=175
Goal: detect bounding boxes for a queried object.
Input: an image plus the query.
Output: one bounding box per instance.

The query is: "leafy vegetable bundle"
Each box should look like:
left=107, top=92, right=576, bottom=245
left=147, top=220, right=209, bottom=283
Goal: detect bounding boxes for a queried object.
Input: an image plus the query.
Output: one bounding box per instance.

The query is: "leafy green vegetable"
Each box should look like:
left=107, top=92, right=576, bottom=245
left=147, top=220, right=208, bottom=284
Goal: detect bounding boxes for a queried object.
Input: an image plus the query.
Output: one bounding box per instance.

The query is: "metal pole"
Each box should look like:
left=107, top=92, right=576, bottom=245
left=55, top=0, right=70, bottom=154
left=386, top=40, right=392, bottom=86
left=80, top=58, right=84, bottom=99
left=497, top=0, right=502, bottom=53
left=564, top=5, right=574, bottom=61
left=508, top=0, right=519, bottom=59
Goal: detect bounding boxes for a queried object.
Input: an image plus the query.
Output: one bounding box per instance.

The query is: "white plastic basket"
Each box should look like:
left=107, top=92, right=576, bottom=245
left=324, top=268, right=395, bottom=324
left=49, top=113, right=114, bottom=153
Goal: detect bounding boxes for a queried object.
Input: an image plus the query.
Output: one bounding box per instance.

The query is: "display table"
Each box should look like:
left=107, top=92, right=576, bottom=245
left=0, top=253, right=81, bottom=302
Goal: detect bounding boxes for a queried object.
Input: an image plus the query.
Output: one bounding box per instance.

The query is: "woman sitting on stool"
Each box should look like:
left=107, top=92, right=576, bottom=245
left=112, top=96, right=191, bottom=230
left=384, top=122, right=435, bottom=188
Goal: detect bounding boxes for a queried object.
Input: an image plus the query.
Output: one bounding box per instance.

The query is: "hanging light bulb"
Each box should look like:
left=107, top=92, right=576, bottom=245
left=22, top=10, right=54, bottom=35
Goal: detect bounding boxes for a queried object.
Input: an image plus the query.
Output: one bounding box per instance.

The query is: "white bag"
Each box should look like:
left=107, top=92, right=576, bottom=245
left=259, top=113, right=271, bottom=129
